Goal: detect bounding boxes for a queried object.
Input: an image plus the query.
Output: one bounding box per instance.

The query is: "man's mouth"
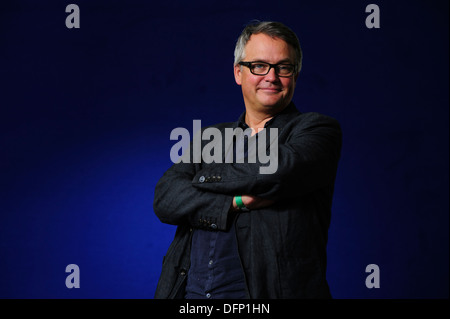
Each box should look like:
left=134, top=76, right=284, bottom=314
left=259, top=87, right=282, bottom=93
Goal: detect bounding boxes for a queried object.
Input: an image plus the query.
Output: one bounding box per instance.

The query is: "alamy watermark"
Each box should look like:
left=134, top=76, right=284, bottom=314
left=65, top=4, right=80, bottom=29
left=64, top=4, right=379, bottom=29
left=169, top=120, right=279, bottom=174
left=65, top=264, right=80, bottom=288
left=365, top=4, right=380, bottom=29
left=365, top=263, right=380, bottom=288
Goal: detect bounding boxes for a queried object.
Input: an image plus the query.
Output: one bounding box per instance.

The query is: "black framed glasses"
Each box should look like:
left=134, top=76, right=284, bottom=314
left=239, top=61, right=296, bottom=77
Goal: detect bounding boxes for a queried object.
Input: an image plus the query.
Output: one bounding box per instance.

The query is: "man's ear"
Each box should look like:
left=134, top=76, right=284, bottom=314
left=234, top=64, right=242, bottom=85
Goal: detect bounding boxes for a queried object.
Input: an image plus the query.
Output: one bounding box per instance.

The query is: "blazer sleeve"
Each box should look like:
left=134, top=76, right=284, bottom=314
left=191, top=112, right=342, bottom=201
left=153, top=159, right=234, bottom=231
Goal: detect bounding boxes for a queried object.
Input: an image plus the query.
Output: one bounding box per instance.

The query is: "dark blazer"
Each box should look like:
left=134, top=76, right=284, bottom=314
left=153, top=103, right=342, bottom=299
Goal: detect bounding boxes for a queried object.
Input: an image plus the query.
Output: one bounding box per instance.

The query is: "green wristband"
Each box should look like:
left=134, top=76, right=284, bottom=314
left=235, top=196, right=249, bottom=211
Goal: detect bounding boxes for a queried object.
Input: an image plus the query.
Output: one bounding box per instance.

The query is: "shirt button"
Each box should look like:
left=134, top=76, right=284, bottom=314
left=199, top=176, right=205, bottom=183
left=206, top=293, right=211, bottom=299
left=208, top=260, right=213, bottom=266
left=210, top=223, right=217, bottom=230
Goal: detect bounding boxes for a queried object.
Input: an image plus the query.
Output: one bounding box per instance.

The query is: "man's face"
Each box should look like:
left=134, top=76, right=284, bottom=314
left=234, top=33, right=298, bottom=115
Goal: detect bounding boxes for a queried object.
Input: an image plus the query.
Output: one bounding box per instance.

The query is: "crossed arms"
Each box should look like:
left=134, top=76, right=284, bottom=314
left=153, top=112, right=342, bottom=231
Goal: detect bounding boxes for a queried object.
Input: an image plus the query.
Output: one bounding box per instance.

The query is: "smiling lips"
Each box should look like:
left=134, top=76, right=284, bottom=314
left=259, top=87, right=282, bottom=93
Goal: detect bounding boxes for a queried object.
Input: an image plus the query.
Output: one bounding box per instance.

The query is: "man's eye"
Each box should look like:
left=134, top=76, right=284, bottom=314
left=253, top=64, right=267, bottom=69
left=279, top=65, right=293, bottom=71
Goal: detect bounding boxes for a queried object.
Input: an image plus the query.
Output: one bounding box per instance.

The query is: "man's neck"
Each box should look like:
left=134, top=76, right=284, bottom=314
left=244, top=104, right=288, bottom=134
left=244, top=112, right=272, bottom=135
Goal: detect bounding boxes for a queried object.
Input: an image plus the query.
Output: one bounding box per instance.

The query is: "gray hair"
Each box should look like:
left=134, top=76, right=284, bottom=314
left=234, top=21, right=303, bottom=74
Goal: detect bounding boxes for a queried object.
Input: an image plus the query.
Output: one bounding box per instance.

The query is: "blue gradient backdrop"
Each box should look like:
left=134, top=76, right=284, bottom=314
left=1, top=0, right=448, bottom=298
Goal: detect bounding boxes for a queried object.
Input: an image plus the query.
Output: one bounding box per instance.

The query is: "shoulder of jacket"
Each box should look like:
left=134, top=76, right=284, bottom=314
left=282, top=112, right=342, bottom=138
left=293, top=112, right=341, bottom=128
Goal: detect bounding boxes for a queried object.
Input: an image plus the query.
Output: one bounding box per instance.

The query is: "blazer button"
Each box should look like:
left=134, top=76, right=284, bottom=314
left=199, top=176, right=205, bottom=183
left=210, top=224, right=218, bottom=230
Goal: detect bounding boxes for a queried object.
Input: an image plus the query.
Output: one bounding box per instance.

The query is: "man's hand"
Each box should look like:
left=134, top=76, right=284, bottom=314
left=232, top=195, right=275, bottom=211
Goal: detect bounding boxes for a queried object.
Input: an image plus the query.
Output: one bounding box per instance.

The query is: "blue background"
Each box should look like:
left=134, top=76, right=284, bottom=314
left=0, top=0, right=448, bottom=298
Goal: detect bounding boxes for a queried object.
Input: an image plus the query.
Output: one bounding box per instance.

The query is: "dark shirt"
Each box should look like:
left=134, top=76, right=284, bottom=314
left=184, top=221, right=247, bottom=299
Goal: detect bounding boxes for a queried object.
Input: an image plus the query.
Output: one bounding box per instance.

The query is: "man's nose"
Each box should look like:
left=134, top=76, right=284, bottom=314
left=264, top=66, right=280, bottom=82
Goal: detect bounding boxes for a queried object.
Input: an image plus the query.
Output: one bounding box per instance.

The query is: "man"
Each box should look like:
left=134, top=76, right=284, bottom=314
left=153, top=21, right=342, bottom=299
